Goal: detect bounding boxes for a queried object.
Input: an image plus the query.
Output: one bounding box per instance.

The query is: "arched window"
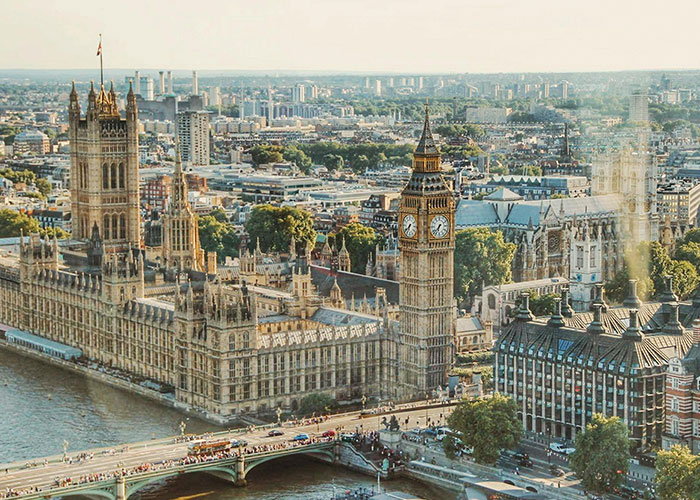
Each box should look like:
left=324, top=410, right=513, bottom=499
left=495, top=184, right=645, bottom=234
left=118, top=163, right=125, bottom=188
left=103, top=164, right=108, bottom=189
left=111, top=164, right=117, bottom=189
left=488, top=294, right=496, bottom=310
left=120, top=213, right=126, bottom=239
left=103, top=215, right=110, bottom=240
left=112, top=214, right=118, bottom=240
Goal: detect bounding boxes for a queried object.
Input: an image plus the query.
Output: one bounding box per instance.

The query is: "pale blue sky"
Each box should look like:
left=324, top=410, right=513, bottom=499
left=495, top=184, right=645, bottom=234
left=3, top=0, right=699, bottom=73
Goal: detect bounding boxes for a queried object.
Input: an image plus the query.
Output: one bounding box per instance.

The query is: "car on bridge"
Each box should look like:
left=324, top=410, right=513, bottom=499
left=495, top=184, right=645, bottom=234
left=322, top=430, right=336, bottom=438
left=293, top=433, right=310, bottom=441
left=230, top=439, right=248, bottom=448
left=267, top=429, right=284, bottom=437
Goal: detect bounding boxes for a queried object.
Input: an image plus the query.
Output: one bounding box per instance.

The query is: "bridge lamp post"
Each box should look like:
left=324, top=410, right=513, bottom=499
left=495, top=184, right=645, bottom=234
left=179, top=421, right=187, bottom=436
left=361, top=394, right=367, bottom=411
left=276, top=406, right=282, bottom=425
left=62, top=439, right=69, bottom=459
left=425, top=393, right=430, bottom=427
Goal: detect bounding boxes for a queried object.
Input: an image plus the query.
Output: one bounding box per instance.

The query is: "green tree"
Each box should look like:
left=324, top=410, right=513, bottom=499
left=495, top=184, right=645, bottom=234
left=249, top=144, right=283, bottom=165
left=683, top=228, right=700, bottom=244
left=676, top=242, right=700, bottom=272
left=323, top=153, right=344, bottom=171
left=0, top=209, right=41, bottom=237
left=454, top=228, right=516, bottom=304
left=197, top=212, right=240, bottom=263
left=447, top=393, right=522, bottom=464
left=605, top=267, right=653, bottom=303
left=570, top=414, right=630, bottom=494
left=334, top=222, right=383, bottom=274
left=245, top=204, right=316, bottom=253
left=282, top=145, right=312, bottom=172
left=669, top=260, right=699, bottom=300
left=40, top=226, right=70, bottom=239
left=490, top=163, right=508, bottom=175
left=35, top=178, right=52, bottom=197
left=531, top=293, right=557, bottom=316
left=298, top=393, right=337, bottom=417
left=656, top=445, right=700, bottom=500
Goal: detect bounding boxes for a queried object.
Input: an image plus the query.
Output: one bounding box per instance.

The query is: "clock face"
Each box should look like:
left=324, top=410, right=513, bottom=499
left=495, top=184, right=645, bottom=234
left=402, top=214, right=416, bottom=237
left=430, top=215, right=449, bottom=238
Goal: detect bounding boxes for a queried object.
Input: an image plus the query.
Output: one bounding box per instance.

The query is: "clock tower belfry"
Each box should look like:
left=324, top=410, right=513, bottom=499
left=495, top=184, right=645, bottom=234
left=398, top=104, right=455, bottom=398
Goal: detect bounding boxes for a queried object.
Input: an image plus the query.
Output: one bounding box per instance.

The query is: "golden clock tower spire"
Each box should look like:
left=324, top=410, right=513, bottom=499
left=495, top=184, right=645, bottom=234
left=397, top=104, right=455, bottom=398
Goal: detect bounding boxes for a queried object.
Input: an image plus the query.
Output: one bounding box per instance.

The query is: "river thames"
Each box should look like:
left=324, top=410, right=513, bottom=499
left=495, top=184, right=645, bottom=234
left=0, top=348, right=451, bottom=499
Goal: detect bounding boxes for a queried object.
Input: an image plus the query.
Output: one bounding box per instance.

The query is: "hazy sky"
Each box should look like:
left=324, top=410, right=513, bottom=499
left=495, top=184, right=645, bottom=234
left=3, top=0, right=699, bottom=73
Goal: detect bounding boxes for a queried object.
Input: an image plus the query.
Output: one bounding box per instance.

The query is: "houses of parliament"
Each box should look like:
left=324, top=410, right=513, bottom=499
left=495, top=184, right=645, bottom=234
left=0, top=82, right=456, bottom=419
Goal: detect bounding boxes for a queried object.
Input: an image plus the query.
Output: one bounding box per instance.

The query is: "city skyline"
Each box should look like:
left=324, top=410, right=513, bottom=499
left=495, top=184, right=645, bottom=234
left=3, top=0, right=700, bottom=74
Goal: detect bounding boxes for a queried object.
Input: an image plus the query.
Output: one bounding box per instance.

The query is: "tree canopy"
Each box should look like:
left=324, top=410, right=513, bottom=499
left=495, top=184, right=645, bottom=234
left=197, top=210, right=240, bottom=263
left=606, top=242, right=698, bottom=302
left=513, top=292, right=557, bottom=316
left=298, top=393, right=337, bottom=417
left=244, top=204, right=316, bottom=253
left=454, top=228, right=515, bottom=304
left=570, top=414, right=630, bottom=494
left=331, top=222, right=383, bottom=274
left=447, top=393, right=522, bottom=464
left=0, top=209, right=41, bottom=237
left=655, top=445, right=700, bottom=500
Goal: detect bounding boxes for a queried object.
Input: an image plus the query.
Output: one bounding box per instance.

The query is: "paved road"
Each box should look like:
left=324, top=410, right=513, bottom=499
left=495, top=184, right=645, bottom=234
left=0, top=404, right=454, bottom=496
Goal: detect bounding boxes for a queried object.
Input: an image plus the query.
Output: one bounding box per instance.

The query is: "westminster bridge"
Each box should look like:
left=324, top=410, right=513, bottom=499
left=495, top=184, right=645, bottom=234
left=0, top=403, right=455, bottom=499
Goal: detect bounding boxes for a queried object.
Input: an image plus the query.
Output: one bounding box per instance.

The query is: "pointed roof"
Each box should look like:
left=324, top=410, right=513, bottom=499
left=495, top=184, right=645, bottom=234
left=415, top=102, right=439, bottom=156
left=484, top=187, right=523, bottom=201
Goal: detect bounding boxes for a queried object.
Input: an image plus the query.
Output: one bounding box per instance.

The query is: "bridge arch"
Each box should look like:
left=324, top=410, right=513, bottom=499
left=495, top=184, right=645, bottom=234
left=244, top=448, right=336, bottom=477
left=125, top=467, right=237, bottom=499
left=62, top=488, right=116, bottom=500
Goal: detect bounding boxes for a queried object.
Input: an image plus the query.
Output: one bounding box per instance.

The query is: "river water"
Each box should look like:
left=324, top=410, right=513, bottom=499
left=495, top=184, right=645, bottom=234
left=0, top=348, right=452, bottom=500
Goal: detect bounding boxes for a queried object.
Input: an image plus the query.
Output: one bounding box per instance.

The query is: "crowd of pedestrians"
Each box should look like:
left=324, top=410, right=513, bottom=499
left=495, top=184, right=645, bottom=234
left=0, top=434, right=335, bottom=499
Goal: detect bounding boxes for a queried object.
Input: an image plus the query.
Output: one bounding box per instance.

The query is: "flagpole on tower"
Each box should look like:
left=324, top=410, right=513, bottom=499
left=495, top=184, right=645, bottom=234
left=97, top=34, right=103, bottom=87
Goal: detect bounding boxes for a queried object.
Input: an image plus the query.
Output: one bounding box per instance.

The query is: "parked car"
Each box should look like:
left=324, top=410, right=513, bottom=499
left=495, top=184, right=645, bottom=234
left=518, top=457, right=533, bottom=467
left=616, top=486, right=640, bottom=499
left=421, top=427, right=438, bottom=438
left=513, top=452, right=530, bottom=461
left=549, top=465, right=566, bottom=476
left=267, top=429, right=284, bottom=437
left=293, top=433, right=310, bottom=441
left=322, top=430, right=336, bottom=438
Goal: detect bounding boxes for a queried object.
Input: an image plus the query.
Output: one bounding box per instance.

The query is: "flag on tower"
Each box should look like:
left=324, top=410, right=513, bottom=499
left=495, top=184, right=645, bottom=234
left=96, top=37, right=102, bottom=56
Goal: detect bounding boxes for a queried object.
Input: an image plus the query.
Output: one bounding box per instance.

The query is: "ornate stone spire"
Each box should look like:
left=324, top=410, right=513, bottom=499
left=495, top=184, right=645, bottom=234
left=415, top=101, right=439, bottom=157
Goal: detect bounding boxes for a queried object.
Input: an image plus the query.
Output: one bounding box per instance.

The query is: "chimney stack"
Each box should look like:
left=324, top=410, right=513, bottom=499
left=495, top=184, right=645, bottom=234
left=547, top=297, right=565, bottom=328
left=622, top=279, right=642, bottom=308
left=587, top=304, right=605, bottom=334
left=167, top=71, right=173, bottom=94
left=192, top=70, right=199, bottom=95
left=158, top=71, right=165, bottom=94
left=134, top=70, right=141, bottom=95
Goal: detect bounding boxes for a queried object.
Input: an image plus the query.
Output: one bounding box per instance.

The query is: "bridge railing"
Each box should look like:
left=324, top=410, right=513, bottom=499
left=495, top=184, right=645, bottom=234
left=3, top=441, right=337, bottom=500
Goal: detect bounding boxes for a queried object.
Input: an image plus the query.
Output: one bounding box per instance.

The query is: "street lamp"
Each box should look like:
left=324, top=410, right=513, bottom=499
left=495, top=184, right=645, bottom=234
left=276, top=406, right=282, bottom=425
left=362, top=394, right=367, bottom=411
left=62, top=440, right=69, bottom=459
left=425, top=393, right=430, bottom=427
left=179, top=420, right=187, bottom=436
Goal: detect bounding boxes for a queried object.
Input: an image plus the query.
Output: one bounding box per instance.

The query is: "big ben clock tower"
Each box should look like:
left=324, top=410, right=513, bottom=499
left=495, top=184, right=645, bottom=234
left=398, top=104, right=455, bottom=398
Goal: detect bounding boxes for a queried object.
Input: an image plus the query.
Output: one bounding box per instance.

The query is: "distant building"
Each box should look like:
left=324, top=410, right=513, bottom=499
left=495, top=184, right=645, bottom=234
left=465, top=107, right=510, bottom=123
left=141, top=174, right=172, bottom=212
left=629, top=89, right=649, bottom=123
left=466, top=175, right=589, bottom=200
left=291, top=84, right=305, bottom=103
left=14, top=130, right=50, bottom=155
left=657, top=178, right=700, bottom=227
left=177, top=110, right=210, bottom=166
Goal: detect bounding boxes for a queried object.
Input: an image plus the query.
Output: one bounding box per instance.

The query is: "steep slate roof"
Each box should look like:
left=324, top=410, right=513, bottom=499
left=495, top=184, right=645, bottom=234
left=311, top=265, right=399, bottom=304
left=415, top=107, right=439, bottom=156
left=454, top=201, right=500, bottom=227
